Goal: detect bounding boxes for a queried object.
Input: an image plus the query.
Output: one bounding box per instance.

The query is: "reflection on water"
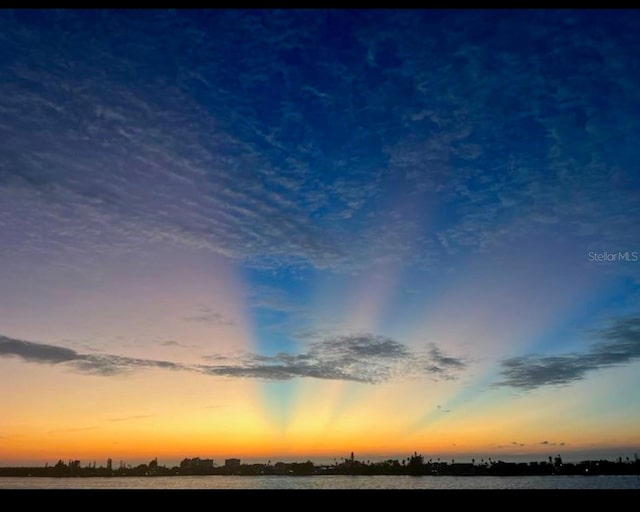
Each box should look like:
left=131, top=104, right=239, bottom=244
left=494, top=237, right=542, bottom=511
left=0, top=475, right=638, bottom=489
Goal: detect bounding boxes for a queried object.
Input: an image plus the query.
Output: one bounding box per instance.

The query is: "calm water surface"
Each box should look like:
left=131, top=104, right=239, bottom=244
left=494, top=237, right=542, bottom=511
left=1, top=475, right=638, bottom=489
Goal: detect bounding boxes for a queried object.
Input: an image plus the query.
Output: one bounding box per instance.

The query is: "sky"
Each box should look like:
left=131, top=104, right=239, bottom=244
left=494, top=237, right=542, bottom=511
left=1, top=9, right=640, bottom=467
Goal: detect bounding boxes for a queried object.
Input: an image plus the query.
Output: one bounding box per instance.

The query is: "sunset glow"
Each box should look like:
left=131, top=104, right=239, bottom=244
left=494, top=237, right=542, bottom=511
left=1, top=9, right=639, bottom=468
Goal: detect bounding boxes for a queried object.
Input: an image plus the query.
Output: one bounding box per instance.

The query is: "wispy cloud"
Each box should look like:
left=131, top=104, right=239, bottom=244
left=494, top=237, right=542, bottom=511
left=107, top=415, right=155, bottom=423
left=158, top=340, right=201, bottom=350
left=201, top=334, right=467, bottom=384
left=496, top=441, right=525, bottom=448
left=183, top=307, right=234, bottom=326
left=47, top=426, right=99, bottom=434
left=248, top=286, right=307, bottom=314
left=496, top=316, right=640, bottom=390
left=425, top=345, right=467, bottom=379
left=0, top=333, right=467, bottom=384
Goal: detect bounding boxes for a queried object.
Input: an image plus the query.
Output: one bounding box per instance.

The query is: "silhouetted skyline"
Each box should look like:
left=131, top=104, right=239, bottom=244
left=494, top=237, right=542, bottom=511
left=1, top=452, right=639, bottom=478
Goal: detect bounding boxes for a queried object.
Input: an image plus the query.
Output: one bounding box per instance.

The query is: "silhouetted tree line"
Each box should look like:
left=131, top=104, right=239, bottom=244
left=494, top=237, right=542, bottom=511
left=0, top=453, right=638, bottom=478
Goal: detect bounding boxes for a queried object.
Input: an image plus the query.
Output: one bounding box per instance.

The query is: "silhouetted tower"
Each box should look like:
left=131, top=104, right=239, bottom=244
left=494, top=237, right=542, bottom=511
left=350, top=452, right=354, bottom=465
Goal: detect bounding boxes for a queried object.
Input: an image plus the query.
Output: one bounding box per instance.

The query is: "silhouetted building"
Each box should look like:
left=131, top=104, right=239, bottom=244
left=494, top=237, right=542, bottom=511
left=180, top=457, right=214, bottom=472
left=225, top=458, right=241, bottom=469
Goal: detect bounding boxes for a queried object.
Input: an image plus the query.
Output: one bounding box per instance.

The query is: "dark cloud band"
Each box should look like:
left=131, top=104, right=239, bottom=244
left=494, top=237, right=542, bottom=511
left=0, top=333, right=466, bottom=384
left=496, top=316, right=640, bottom=390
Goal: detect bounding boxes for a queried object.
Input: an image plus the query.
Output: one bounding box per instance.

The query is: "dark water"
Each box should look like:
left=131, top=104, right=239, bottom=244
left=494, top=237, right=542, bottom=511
left=0, top=474, right=638, bottom=489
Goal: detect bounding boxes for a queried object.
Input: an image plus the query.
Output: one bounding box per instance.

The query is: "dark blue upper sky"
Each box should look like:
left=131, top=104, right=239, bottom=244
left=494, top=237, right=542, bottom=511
left=2, top=10, right=639, bottom=275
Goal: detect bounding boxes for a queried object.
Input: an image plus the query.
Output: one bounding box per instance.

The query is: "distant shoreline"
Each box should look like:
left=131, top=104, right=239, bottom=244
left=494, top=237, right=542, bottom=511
left=1, top=454, right=638, bottom=478
left=1, top=473, right=639, bottom=478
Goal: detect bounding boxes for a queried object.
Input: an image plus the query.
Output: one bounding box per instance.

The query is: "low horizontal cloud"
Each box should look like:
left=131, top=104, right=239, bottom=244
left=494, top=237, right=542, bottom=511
left=0, top=337, right=77, bottom=364
left=107, top=415, right=155, bottom=422
left=0, top=333, right=467, bottom=385
left=495, top=441, right=525, bottom=448
left=203, top=334, right=468, bottom=384
left=47, top=426, right=99, bottom=434
left=0, top=335, right=183, bottom=376
left=183, top=307, right=234, bottom=326
left=496, top=316, right=640, bottom=390
left=184, top=313, right=229, bottom=324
